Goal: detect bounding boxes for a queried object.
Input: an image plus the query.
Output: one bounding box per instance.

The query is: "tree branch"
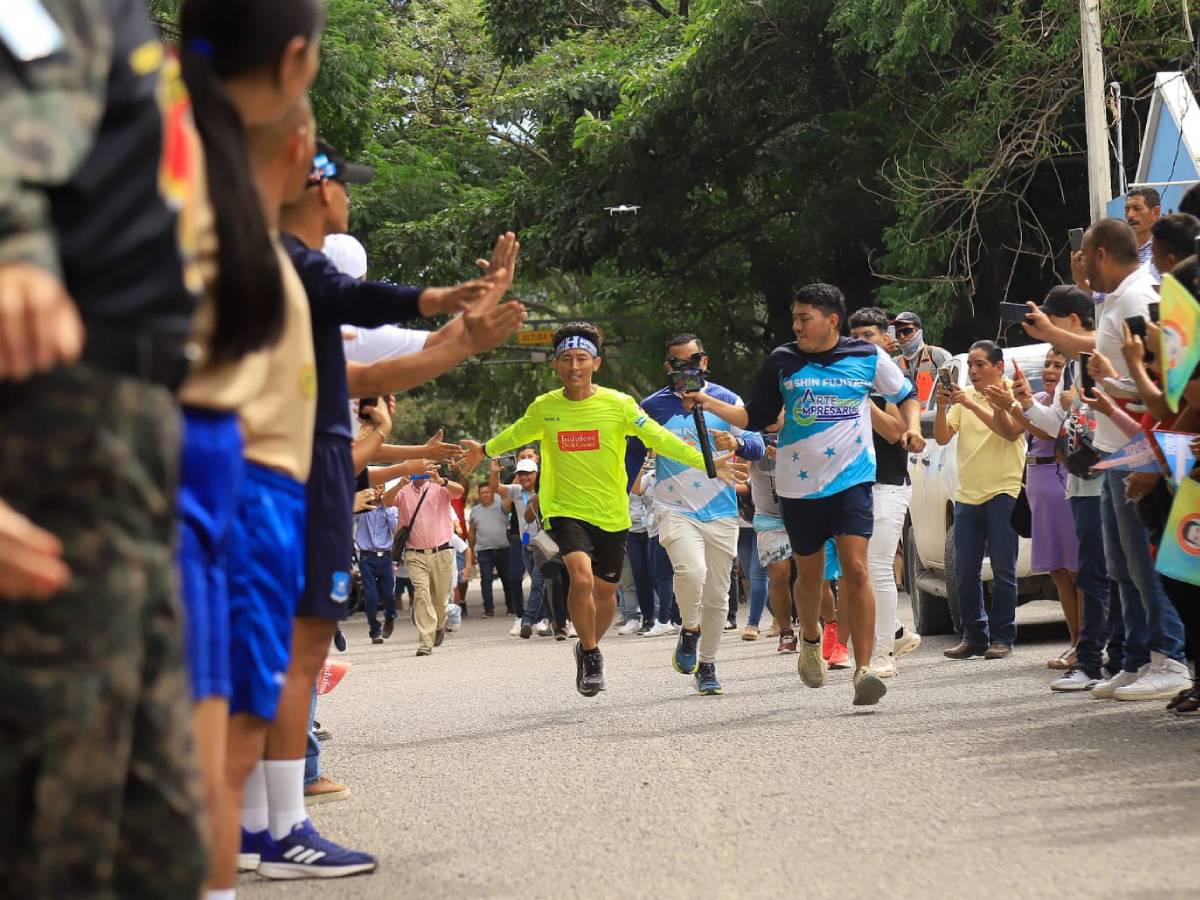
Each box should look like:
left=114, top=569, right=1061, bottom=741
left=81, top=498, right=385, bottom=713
left=644, top=0, right=673, bottom=18
left=488, top=129, right=553, bottom=166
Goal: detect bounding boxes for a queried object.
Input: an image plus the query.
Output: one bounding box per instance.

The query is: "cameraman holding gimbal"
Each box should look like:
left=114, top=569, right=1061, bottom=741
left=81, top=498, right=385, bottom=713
left=625, top=335, right=764, bottom=696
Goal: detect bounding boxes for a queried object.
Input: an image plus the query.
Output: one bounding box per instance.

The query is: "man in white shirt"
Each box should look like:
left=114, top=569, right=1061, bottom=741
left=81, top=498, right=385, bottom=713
left=1023, top=219, right=1188, bottom=701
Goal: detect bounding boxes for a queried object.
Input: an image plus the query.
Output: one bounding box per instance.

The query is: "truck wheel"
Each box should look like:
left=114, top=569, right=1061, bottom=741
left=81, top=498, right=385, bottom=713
left=904, top=522, right=953, bottom=635
left=944, top=524, right=961, bottom=636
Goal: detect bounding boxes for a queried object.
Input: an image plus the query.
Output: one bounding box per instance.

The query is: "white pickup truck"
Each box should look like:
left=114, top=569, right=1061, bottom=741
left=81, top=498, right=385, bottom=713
left=902, top=342, right=1055, bottom=635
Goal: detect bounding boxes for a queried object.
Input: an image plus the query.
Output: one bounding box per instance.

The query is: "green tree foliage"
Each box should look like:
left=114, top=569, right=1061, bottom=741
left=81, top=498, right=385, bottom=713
left=150, top=0, right=1196, bottom=438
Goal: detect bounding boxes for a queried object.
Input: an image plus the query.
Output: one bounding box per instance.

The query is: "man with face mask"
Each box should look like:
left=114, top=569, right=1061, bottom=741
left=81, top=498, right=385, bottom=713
left=892, top=311, right=950, bottom=405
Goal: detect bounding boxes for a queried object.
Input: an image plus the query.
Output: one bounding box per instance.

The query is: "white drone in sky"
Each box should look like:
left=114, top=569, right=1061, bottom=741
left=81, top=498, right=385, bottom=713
left=605, top=204, right=641, bottom=215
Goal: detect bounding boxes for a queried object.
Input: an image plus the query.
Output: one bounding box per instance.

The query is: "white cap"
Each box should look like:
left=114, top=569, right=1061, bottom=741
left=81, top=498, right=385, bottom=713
left=515, top=459, right=539, bottom=474
left=322, top=233, right=368, bottom=279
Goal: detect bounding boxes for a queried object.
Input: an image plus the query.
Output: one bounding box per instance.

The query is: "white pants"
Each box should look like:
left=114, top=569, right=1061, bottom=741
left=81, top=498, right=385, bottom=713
left=657, top=510, right=739, bottom=663
left=870, top=483, right=912, bottom=656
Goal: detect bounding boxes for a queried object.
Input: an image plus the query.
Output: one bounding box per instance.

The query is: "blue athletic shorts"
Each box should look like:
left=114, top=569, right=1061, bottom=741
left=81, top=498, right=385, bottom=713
left=780, top=483, right=874, bottom=558
left=228, top=463, right=306, bottom=721
left=297, top=434, right=355, bottom=620
left=177, top=408, right=244, bottom=701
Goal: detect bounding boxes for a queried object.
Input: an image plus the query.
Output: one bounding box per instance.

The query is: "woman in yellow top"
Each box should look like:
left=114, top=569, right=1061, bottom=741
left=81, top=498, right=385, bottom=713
left=934, top=340, right=1027, bottom=661
left=463, top=322, right=736, bottom=697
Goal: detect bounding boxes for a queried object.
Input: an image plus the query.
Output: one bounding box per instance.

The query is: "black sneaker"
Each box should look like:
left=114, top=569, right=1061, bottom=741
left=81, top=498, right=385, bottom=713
left=554, top=626, right=568, bottom=641
left=520, top=622, right=533, bottom=639
left=333, top=628, right=347, bottom=652
left=483, top=610, right=495, bottom=619
left=574, top=642, right=587, bottom=694
left=637, top=620, right=653, bottom=635
left=370, top=634, right=383, bottom=645
left=581, top=648, right=605, bottom=697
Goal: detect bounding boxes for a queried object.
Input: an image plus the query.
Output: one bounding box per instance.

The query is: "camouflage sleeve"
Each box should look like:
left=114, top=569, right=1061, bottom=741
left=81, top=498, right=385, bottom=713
left=0, top=1, right=114, bottom=276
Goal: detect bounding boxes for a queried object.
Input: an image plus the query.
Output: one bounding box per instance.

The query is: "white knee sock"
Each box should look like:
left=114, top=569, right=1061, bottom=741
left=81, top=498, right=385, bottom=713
left=264, top=758, right=307, bottom=840
left=206, top=890, right=236, bottom=900
left=241, top=762, right=269, bottom=835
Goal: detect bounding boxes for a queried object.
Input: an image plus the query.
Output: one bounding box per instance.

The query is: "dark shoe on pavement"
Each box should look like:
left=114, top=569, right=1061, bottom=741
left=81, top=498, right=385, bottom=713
left=313, top=721, right=331, bottom=742
left=333, top=628, right=347, bottom=652
left=370, top=634, right=383, bottom=645
left=1166, top=686, right=1194, bottom=711
left=416, top=646, right=432, bottom=657
left=984, top=643, right=1013, bottom=660
left=695, top=662, right=723, bottom=695
left=483, top=610, right=495, bottom=618
left=673, top=628, right=700, bottom=674
left=943, top=641, right=987, bottom=660
left=581, top=647, right=605, bottom=696
left=554, top=626, right=568, bottom=641
left=1172, top=685, right=1200, bottom=716
left=434, top=628, right=446, bottom=647
left=382, top=618, right=394, bottom=639
left=520, top=622, right=533, bottom=639
left=778, top=630, right=798, bottom=654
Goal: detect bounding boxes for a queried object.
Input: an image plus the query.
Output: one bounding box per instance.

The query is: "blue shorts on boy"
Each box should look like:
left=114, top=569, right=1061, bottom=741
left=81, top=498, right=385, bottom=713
left=177, top=408, right=244, bottom=701
left=228, top=462, right=307, bottom=720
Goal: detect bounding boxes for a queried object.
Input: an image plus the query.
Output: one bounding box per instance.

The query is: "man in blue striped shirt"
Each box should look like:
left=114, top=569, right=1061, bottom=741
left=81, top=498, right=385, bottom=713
left=692, top=284, right=923, bottom=707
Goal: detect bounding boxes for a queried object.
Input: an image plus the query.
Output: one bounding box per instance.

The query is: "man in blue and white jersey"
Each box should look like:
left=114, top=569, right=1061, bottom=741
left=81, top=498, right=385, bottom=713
left=692, top=285, right=922, bottom=707
left=626, top=335, right=764, bottom=696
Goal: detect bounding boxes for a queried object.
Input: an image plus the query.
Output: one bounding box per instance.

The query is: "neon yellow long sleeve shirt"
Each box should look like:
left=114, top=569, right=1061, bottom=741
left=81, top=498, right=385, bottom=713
left=485, top=386, right=707, bottom=533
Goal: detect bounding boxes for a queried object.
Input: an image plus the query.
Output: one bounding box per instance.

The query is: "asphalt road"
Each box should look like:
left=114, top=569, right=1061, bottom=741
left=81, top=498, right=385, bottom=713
left=241, top=592, right=1200, bottom=900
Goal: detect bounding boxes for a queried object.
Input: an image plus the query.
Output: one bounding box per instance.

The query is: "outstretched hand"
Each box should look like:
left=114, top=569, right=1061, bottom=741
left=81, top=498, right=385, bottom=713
left=423, top=429, right=464, bottom=462
left=464, top=299, right=527, bottom=354
left=0, top=499, right=70, bottom=600
left=712, top=451, right=739, bottom=486
left=459, top=439, right=487, bottom=474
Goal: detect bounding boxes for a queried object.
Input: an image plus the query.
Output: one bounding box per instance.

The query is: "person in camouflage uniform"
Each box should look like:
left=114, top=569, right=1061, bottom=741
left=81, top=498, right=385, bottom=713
left=0, top=2, right=206, bottom=897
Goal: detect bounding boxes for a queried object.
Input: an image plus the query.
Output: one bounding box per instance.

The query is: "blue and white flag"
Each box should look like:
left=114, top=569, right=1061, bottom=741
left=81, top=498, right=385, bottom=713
left=1153, top=431, right=1198, bottom=487
left=1092, top=433, right=1162, bottom=474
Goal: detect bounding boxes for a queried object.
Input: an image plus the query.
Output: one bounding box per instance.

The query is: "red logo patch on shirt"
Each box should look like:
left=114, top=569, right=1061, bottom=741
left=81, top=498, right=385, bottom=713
left=558, top=430, right=600, bottom=452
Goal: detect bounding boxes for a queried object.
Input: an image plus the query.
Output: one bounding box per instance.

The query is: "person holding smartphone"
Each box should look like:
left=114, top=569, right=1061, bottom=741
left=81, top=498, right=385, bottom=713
left=1027, top=220, right=1189, bottom=701
left=1002, top=286, right=1115, bottom=692
left=934, top=341, right=1027, bottom=660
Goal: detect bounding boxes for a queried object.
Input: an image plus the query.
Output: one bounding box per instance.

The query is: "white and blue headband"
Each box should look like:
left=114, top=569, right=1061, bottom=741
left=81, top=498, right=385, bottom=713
left=555, top=336, right=599, bottom=358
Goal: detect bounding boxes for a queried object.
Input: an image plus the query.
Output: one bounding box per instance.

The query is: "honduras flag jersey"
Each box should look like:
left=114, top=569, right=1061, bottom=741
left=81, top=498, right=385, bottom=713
left=743, top=338, right=915, bottom=500
left=626, top=383, right=764, bottom=522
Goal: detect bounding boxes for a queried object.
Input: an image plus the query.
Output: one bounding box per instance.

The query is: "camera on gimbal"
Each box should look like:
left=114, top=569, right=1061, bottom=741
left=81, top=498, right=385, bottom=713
left=667, top=352, right=707, bottom=396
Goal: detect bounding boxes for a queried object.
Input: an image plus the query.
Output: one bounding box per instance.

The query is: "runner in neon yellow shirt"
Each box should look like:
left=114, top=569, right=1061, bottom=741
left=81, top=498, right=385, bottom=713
left=462, top=322, right=736, bottom=696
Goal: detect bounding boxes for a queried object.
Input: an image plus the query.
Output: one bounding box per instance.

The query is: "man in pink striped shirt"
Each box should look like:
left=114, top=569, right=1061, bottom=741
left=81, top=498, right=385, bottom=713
left=393, top=472, right=465, bottom=655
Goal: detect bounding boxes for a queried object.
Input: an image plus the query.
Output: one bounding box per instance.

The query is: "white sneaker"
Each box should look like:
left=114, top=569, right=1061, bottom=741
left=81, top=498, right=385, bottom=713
left=535, top=618, right=552, bottom=636
left=643, top=620, right=675, bottom=637
left=566, top=621, right=577, bottom=638
left=1113, top=653, right=1192, bottom=701
left=1050, top=668, right=1100, bottom=692
left=894, top=629, right=922, bottom=658
left=1091, top=664, right=1148, bottom=699
left=871, top=654, right=898, bottom=678
left=617, top=618, right=643, bottom=636
left=509, top=619, right=522, bottom=636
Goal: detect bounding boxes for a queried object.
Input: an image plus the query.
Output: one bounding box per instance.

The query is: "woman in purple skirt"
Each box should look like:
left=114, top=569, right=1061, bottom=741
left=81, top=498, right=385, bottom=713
left=1021, top=349, right=1081, bottom=668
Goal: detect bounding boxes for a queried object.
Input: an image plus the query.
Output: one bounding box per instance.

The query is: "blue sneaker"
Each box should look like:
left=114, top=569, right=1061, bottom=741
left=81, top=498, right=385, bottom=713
left=238, top=828, right=274, bottom=871
left=695, top=662, right=722, bottom=695
left=673, top=628, right=699, bottom=674
left=257, top=819, right=377, bottom=879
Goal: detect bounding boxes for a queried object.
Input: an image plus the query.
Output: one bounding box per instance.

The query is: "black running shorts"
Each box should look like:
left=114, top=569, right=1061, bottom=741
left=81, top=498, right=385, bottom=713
left=545, top=517, right=628, bottom=584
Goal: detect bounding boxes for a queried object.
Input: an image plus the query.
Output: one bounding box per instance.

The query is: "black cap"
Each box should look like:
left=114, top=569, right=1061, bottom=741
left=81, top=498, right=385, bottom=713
left=891, top=311, right=922, bottom=328
left=1040, top=284, right=1092, bottom=320
left=310, top=140, right=375, bottom=186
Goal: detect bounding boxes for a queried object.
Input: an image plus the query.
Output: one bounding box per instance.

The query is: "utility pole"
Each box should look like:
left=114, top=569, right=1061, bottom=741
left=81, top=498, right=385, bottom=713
left=1080, top=0, right=1113, bottom=221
